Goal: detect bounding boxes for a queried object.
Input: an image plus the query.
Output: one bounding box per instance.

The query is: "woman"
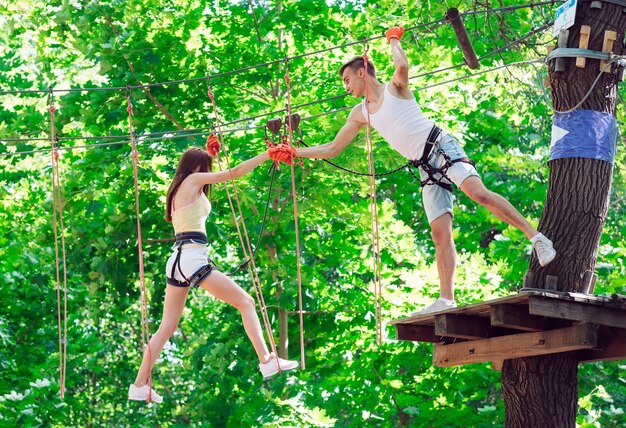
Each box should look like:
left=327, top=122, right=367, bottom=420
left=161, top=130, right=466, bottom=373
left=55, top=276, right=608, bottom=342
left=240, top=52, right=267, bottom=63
left=129, top=147, right=298, bottom=403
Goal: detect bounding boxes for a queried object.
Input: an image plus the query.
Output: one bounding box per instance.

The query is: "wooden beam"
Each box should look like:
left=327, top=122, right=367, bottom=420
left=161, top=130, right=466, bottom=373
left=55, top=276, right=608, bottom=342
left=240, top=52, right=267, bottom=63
left=395, top=324, right=443, bottom=343
left=434, top=314, right=516, bottom=340
left=578, top=338, right=626, bottom=363
left=578, top=327, right=626, bottom=363
left=576, top=25, right=591, bottom=68
left=433, top=323, right=598, bottom=368
left=529, top=297, right=626, bottom=329
left=599, top=30, right=617, bottom=72
left=491, top=304, right=547, bottom=331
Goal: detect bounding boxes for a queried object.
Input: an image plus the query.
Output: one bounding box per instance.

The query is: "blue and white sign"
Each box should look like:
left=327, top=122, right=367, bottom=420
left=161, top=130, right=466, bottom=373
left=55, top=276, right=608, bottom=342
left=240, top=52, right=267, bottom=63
left=550, top=110, right=618, bottom=165
left=554, top=0, right=577, bottom=36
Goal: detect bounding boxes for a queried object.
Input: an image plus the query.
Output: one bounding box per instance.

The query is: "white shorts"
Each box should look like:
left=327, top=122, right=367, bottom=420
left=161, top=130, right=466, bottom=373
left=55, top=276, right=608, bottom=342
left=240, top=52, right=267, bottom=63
left=165, top=243, right=214, bottom=288
left=419, top=133, right=480, bottom=223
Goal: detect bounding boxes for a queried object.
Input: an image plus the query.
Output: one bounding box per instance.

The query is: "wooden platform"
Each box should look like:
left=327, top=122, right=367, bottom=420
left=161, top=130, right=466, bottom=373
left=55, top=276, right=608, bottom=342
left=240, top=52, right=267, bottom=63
left=391, top=289, right=626, bottom=369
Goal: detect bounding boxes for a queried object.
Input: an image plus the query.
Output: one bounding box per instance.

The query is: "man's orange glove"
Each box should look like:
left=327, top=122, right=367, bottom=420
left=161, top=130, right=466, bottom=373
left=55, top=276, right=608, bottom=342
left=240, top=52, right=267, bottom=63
left=206, top=134, right=220, bottom=157
left=385, top=26, right=405, bottom=43
left=269, top=144, right=297, bottom=165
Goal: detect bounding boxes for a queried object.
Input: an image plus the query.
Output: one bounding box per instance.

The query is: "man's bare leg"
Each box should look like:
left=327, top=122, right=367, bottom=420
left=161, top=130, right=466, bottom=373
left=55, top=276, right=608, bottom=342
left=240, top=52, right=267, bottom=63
left=430, top=213, right=456, bottom=301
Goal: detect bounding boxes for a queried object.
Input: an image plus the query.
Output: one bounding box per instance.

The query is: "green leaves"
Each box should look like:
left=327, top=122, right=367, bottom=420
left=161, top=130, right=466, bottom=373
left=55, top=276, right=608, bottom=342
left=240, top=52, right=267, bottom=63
left=1, top=0, right=625, bottom=426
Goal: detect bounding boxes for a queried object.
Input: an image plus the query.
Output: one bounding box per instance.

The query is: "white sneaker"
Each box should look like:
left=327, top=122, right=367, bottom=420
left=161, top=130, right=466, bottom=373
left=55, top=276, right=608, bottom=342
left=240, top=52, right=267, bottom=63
left=259, top=353, right=299, bottom=379
left=531, top=233, right=556, bottom=267
left=411, top=298, right=456, bottom=316
left=128, top=384, right=163, bottom=403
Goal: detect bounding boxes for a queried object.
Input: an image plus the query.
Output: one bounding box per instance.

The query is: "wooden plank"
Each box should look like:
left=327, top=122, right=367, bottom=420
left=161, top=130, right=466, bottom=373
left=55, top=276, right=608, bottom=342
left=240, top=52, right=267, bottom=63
left=576, top=25, right=591, bottom=68
left=529, top=297, right=626, bottom=329
left=390, top=293, right=530, bottom=326
left=578, top=339, right=626, bottom=363
left=491, top=360, right=503, bottom=371
left=599, top=30, right=617, bottom=72
left=578, top=327, right=626, bottom=363
left=433, top=323, right=598, bottom=368
left=491, top=304, right=549, bottom=332
left=396, top=324, right=441, bottom=343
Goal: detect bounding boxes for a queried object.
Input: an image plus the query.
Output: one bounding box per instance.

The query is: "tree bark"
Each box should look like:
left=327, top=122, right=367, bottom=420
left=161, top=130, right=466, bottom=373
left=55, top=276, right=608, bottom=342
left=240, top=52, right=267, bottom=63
left=502, top=2, right=625, bottom=427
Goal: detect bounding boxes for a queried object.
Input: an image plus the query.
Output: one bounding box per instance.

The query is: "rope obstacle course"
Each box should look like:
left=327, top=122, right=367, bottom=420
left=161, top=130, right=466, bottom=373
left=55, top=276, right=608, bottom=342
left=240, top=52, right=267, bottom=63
left=16, top=2, right=588, bottom=398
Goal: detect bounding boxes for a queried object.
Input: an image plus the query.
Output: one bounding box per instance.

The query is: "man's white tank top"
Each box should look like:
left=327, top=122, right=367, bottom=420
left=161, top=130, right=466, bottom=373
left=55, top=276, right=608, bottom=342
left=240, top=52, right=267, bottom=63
left=361, top=84, right=434, bottom=160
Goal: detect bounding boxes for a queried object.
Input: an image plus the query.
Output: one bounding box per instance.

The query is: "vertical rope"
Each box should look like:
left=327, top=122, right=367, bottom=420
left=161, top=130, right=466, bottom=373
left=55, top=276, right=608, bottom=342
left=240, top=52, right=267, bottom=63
left=206, top=81, right=280, bottom=368
left=48, top=89, right=68, bottom=398
left=283, top=61, right=306, bottom=370
left=362, top=49, right=384, bottom=345
left=125, top=87, right=153, bottom=401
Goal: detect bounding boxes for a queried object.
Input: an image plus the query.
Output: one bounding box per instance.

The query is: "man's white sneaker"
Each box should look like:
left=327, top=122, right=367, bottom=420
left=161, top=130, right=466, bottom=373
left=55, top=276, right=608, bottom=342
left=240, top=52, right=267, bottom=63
left=411, top=298, right=456, bottom=316
left=531, top=233, right=556, bottom=267
left=259, top=353, right=299, bottom=379
left=128, top=384, right=163, bottom=403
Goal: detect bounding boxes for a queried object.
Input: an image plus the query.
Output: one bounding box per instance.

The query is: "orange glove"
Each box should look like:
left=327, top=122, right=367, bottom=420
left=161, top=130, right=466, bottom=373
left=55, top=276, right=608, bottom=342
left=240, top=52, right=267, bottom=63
left=385, top=26, right=404, bottom=43
left=269, top=144, right=297, bottom=165
left=206, top=134, right=220, bottom=157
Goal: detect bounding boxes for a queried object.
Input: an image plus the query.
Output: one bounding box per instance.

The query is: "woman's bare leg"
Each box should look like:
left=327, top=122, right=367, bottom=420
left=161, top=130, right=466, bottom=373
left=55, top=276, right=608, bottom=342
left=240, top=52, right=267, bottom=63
left=198, top=270, right=270, bottom=363
left=134, top=285, right=189, bottom=386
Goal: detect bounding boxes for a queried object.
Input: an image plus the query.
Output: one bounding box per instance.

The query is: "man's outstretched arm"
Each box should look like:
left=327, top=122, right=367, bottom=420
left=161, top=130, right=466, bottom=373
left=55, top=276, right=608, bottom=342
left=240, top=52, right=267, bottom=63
left=387, top=27, right=409, bottom=90
left=296, top=106, right=364, bottom=159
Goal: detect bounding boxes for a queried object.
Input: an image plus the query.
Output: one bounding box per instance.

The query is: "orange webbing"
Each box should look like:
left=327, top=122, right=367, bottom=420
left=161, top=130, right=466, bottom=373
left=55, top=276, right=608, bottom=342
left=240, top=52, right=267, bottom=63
left=125, top=90, right=154, bottom=401
left=206, top=84, right=280, bottom=368
left=283, top=65, right=306, bottom=369
left=362, top=51, right=384, bottom=345
left=48, top=91, right=68, bottom=398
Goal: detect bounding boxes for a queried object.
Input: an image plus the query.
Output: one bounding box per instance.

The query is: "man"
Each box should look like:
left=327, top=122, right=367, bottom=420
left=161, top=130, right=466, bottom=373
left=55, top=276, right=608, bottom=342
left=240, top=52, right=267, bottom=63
left=291, top=27, right=556, bottom=314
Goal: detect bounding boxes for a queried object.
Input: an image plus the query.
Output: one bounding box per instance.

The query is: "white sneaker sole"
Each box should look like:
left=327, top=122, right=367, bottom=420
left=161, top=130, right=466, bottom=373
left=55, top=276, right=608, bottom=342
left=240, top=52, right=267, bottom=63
left=262, top=361, right=299, bottom=379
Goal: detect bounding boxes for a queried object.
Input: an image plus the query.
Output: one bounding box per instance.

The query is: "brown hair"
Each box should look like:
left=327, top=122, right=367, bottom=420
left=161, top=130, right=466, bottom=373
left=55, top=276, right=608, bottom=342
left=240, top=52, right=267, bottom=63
left=339, top=56, right=376, bottom=78
left=165, top=147, right=213, bottom=222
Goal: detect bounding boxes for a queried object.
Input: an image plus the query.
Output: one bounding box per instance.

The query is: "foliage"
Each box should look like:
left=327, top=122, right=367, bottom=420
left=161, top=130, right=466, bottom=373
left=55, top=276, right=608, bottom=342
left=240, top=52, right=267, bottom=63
left=0, top=0, right=624, bottom=426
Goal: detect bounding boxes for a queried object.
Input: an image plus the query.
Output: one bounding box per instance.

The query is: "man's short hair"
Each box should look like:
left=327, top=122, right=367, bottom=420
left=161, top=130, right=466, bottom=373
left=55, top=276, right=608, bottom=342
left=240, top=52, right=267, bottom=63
left=339, top=56, right=376, bottom=78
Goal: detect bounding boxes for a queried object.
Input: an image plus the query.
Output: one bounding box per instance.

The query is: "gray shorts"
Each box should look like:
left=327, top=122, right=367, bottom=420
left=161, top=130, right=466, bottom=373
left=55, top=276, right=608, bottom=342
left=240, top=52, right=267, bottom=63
left=419, top=133, right=480, bottom=223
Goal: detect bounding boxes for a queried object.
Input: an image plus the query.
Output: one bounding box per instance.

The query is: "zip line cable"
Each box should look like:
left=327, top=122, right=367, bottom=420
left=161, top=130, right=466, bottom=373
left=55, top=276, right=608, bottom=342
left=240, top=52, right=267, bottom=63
left=1, top=56, right=553, bottom=157
left=0, top=1, right=557, bottom=96
left=1, top=18, right=553, bottom=152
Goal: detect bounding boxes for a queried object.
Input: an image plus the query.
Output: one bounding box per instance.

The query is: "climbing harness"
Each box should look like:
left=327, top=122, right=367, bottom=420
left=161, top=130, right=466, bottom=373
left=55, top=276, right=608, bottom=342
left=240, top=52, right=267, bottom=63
left=408, top=126, right=475, bottom=192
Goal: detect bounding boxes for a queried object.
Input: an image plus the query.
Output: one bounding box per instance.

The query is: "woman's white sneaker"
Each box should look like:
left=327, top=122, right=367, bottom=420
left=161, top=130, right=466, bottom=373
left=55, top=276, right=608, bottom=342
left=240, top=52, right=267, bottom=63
left=259, top=353, right=299, bottom=379
left=128, top=384, right=163, bottom=403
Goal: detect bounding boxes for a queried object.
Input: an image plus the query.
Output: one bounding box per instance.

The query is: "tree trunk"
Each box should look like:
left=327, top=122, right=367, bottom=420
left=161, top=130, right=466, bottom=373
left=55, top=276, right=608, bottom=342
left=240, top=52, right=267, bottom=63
left=502, top=2, right=625, bottom=427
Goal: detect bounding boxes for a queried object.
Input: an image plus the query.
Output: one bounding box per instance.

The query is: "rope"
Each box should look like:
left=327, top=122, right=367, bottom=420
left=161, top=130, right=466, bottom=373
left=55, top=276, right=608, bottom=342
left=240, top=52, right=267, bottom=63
left=125, top=87, right=154, bottom=402
left=48, top=89, right=68, bottom=399
left=213, top=164, right=278, bottom=276
left=3, top=17, right=556, bottom=155
left=206, top=81, right=280, bottom=369
left=0, top=1, right=558, bottom=96
left=283, top=62, right=306, bottom=370
left=362, top=49, right=384, bottom=345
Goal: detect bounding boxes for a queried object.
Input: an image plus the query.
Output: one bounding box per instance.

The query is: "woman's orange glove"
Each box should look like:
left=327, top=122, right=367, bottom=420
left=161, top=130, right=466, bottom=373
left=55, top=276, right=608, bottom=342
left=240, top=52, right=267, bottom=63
left=385, top=26, right=405, bottom=42
left=269, top=144, right=297, bottom=165
left=206, top=134, right=220, bottom=157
